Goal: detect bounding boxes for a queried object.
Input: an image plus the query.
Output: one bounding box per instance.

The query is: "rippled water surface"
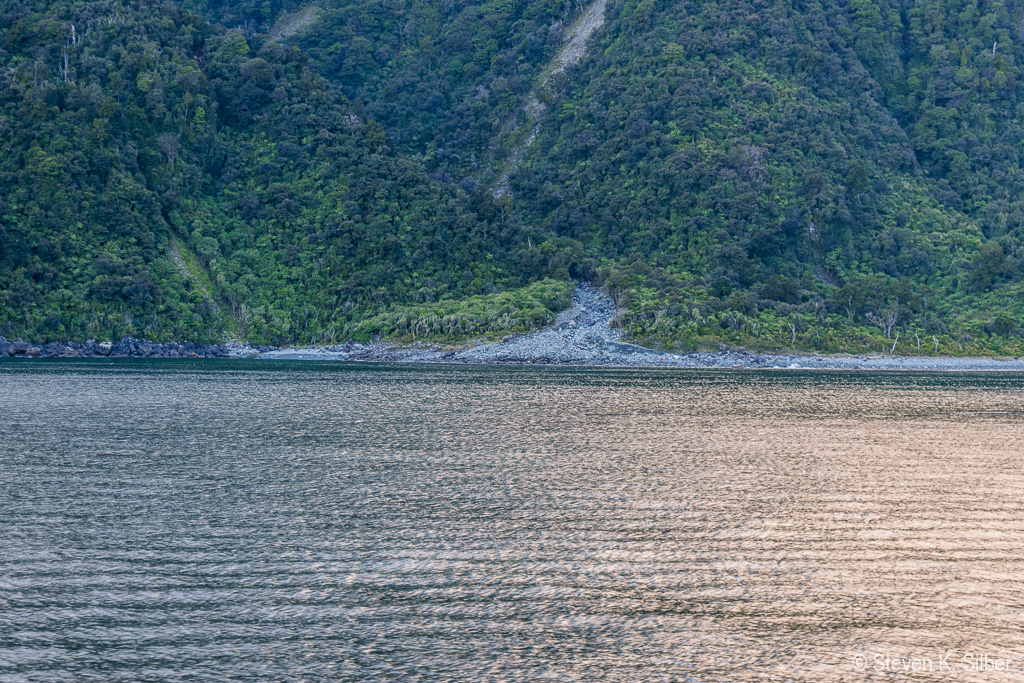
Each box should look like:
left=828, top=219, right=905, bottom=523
left=3, top=360, right=1024, bottom=681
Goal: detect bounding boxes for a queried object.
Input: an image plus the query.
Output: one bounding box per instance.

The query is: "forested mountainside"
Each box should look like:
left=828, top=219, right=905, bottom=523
left=2, top=0, right=1024, bottom=354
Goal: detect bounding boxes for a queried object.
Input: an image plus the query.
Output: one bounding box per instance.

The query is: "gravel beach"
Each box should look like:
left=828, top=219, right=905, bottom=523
left=8, top=286, right=1018, bottom=370
left=263, top=286, right=1024, bottom=370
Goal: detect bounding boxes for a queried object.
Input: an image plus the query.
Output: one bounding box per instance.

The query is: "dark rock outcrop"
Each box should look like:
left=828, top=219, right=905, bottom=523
left=0, top=336, right=251, bottom=359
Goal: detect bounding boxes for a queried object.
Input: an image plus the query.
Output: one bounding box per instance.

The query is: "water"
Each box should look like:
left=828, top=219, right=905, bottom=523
left=2, top=360, right=1024, bottom=681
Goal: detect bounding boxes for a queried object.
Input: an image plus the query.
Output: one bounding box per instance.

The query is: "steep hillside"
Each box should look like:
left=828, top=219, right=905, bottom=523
left=288, top=0, right=584, bottom=179
left=505, top=0, right=1024, bottom=354
left=0, top=0, right=550, bottom=345
left=2, top=0, right=1024, bottom=355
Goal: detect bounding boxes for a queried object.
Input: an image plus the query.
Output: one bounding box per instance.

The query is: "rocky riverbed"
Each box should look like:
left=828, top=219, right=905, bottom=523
left=6, top=286, right=1024, bottom=369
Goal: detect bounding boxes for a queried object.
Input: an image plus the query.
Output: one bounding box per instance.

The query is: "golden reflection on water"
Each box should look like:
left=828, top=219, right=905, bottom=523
left=1, top=363, right=1023, bottom=681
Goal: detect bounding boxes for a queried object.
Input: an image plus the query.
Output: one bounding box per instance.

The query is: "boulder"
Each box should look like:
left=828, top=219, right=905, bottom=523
left=25, top=346, right=42, bottom=357
left=97, top=341, right=113, bottom=355
left=12, top=341, right=28, bottom=354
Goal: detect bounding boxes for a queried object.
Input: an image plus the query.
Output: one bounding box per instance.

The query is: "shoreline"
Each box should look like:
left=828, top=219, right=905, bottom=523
left=260, top=344, right=1024, bottom=370
left=0, top=336, right=264, bottom=360
left=5, top=343, right=1024, bottom=370
left=5, top=336, right=1024, bottom=370
left=7, top=286, right=1024, bottom=370
left=258, top=286, right=1024, bottom=370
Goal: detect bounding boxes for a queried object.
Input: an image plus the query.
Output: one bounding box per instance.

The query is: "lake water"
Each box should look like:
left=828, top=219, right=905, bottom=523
left=2, top=360, right=1024, bottom=681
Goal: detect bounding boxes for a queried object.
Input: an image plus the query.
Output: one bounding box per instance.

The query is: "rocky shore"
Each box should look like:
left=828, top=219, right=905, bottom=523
left=263, top=286, right=1024, bottom=370
left=0, top=336, right=267, bottom=359
left=6, top=286, right=1024, bottom=370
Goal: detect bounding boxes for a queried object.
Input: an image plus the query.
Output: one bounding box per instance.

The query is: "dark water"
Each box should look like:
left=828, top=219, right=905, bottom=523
left=2, top=360, right=1024, bottom=682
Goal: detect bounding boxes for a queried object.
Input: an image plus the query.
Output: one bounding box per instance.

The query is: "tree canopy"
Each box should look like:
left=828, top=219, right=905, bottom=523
left=2, top=0, right=1023, bottom=355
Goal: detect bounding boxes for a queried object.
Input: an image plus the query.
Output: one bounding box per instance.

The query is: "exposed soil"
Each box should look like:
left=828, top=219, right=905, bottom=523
left=492, top=0, right=608, bottom=197
left=267, top=5, right=321, bottom=43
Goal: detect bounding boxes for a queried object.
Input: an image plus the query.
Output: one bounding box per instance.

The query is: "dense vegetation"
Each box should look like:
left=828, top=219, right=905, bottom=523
left=0, top=0, right=558, bottom=344
left=354, top=278, right=572, bottom=342
left=2, top=0, right=1024, bottom=355
left=501, top=0, right=1024, bottom=355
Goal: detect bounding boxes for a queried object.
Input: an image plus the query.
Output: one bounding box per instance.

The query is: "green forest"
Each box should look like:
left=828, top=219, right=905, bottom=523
left=2, top=0, right=1024, bottom=355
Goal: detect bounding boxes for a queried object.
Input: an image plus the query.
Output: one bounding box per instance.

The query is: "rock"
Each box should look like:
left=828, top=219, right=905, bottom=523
left=13, top=341, right=28, bottom=354
left=25, top=346, right=42, bottom=357
left=97, top=341, right=113, bottom=355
